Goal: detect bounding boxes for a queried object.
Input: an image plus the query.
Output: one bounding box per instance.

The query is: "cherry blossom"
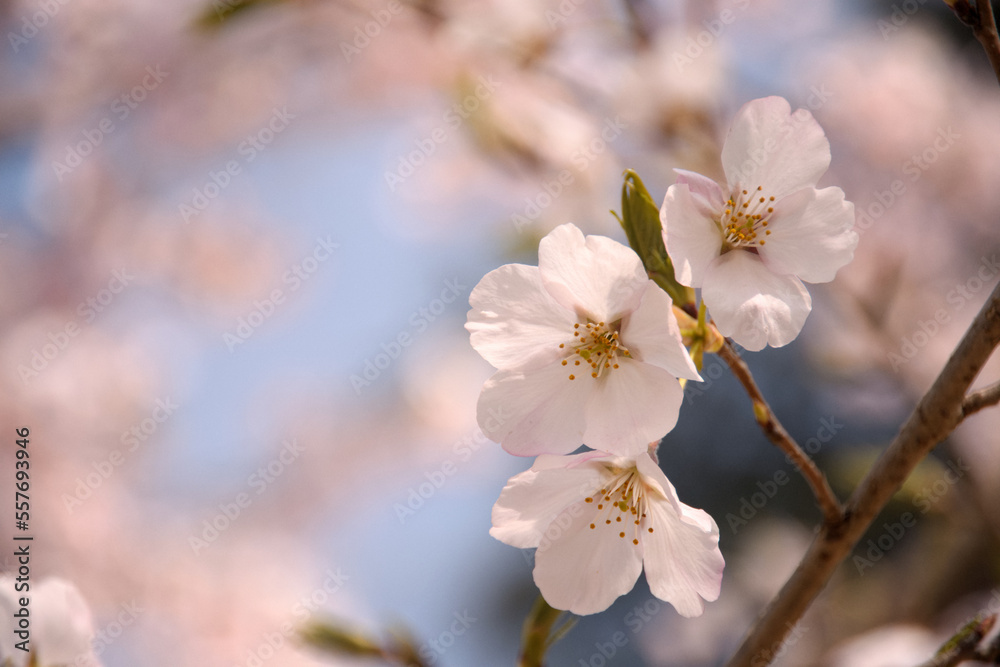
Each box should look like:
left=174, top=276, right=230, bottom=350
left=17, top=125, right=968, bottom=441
left=0, top=576, right=98, bottom=666
left=467, top=223, right=701, bottom=457
left=491, top=451, right=724, bottom=615
left=661, top=96, right=858, bottom=351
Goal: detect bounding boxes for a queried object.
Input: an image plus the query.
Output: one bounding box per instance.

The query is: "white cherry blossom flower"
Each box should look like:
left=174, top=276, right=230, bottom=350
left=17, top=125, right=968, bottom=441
left=0, top=576, right=98, bottom=666
left=661, top=96, right=859, bottom=351
left=466, top=223, right=701, bottom=457
left=491, top=451, right=724, bottom=616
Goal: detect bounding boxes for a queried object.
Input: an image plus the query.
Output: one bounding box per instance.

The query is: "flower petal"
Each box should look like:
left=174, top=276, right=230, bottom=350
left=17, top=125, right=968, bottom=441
left=635, top=456, right=725, bottom=618
left=467, top=263, right=577, bottom=371
left=674, top=169, right=727, bottom=219
left=538, top=223, right=647, bottom=323
left=533, top=499, right=644, bottom=615
left=582, top=360, right=686, bottom=455
left=33, top=579, right=95, bottom=665
left=759, top=186, right=858, bottom=283
left=621, top=283, right=702, bottom=381
left=661, top=182, right=723, bottom=287
left=721, top=97, right=830, bottom=199
left=490, top=454, right=609, bottom=549
left=702, top=251, right=812, bottom=351
left=0, top=577, right=21, bottom=662
left=477, top=361, right=592, bottom=457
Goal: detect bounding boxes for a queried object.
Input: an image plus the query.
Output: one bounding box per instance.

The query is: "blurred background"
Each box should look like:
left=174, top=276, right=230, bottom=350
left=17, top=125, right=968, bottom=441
left=1, top=0, right=999, bottom=664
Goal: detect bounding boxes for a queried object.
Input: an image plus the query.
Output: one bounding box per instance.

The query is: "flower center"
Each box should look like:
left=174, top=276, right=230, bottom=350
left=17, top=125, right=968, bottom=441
left=559, top=320, right=632, bottom=381
left=721, top=185, right=775, bottom=249
left=583, top=468, right=652, bottom=547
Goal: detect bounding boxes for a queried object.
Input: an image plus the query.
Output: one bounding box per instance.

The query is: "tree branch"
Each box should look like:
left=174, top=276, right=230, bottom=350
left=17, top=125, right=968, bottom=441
left=961, top=379, right=1000, bottom=418
left=717, top=341, right=843, bottom=525
left=726, top=282, right=1000, bottom=667
left=947, top=0, right=1000, bottom=85
left=973, top=0, right=1000, bottom=85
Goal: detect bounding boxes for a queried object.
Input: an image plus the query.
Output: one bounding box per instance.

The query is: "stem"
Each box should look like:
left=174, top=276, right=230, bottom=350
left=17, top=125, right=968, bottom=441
left=693, top=301, right=708, bottom=370
left=947, top=0, right=1000, bottom=83
left=726, top=282, right=1000, bottom=667
left=973, top=0, right=1000, bottom=85
left=518, top=596, right=568, bottom=667
left=960, top=378, right=1000, bottom=417
left=716, top=341, right=843, bottom=525
left=914, top=614, right=999, bottom=667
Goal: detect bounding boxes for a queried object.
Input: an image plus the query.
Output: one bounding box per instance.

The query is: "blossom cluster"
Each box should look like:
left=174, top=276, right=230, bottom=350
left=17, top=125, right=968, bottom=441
left=466, top=97, right=857, bottom=617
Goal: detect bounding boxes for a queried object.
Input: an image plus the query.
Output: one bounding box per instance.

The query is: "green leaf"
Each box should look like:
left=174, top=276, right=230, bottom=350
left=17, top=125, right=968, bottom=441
left=617, top=169, right=694, bottom=308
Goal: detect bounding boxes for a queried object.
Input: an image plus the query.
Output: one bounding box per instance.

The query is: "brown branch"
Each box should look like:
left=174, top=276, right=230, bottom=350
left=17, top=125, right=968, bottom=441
left=973, top=0, right=1000, bottom=86
left=717, top=341, right=843, bottom=526
left=948, top=0, right=1000, bottom=85
left=961, top=379, right=1000, bottom=418
left=726, top=282, right=1000, bottom=667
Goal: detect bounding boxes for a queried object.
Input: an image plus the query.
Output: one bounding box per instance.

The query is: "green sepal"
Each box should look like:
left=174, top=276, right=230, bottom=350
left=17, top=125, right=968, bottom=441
left=193, top=0, right=285, bottom=30
left=299, top=620, right=385, bottom=657
left=616, top=169, right=695, bottom=309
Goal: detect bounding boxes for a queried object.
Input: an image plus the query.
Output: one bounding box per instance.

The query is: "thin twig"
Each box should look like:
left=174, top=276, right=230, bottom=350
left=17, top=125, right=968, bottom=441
left=726, top=282, right=1000, bottom=667
left=717, top=341, right=843, bottom=525
left=914, top=614, right=999, bottom=667
left=961, top=379, right=1000, bottom=418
